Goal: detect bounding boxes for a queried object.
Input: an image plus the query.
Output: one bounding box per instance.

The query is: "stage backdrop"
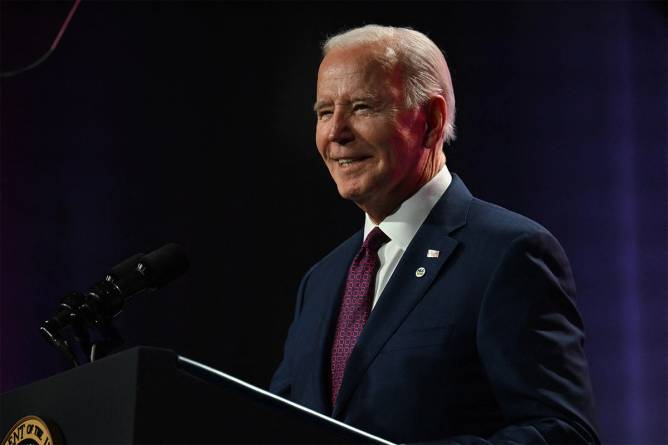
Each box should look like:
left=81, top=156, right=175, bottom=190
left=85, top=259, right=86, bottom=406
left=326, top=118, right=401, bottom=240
left=1, top=2, right=666, bottom=444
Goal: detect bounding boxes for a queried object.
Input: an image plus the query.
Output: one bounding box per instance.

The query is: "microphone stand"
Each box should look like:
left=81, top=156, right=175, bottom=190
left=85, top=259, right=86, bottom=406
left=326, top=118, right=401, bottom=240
left=90, top=323, right=124, bottom=362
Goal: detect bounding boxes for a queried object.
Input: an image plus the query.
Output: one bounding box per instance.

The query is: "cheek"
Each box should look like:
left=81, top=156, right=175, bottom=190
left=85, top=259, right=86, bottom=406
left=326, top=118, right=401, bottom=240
left=315, top=136, right=326, bottom=159
left=315, top=125, right=328, bottom=157
left=364, top=118, right=401, bottom=148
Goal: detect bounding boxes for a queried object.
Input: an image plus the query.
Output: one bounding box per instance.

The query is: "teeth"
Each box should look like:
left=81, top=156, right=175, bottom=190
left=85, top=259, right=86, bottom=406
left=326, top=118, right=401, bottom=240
left=338, top=159, right=357, bottom=166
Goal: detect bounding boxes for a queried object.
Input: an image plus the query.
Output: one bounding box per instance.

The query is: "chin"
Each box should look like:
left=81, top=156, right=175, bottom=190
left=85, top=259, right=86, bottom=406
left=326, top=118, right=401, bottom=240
left=334, top=171, right=383, bottom=201
left=337, top=186, right=376, bottom=211
left=335, top=183, right=363, bottom=202
left=336, top=187, right=358, bottom=201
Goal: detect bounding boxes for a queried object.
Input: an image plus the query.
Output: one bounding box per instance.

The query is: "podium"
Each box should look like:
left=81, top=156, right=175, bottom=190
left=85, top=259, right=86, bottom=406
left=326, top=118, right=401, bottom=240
left=0, top=347, right=393, bottom=444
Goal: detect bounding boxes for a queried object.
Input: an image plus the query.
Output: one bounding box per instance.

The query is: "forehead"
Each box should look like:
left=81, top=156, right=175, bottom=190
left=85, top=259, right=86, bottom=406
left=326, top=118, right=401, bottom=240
left=316, top=45, right=403, bottom=101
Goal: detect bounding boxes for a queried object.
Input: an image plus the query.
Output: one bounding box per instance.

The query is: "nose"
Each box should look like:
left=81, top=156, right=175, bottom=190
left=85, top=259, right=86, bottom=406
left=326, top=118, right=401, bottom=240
left=328, top=109, right=354, bottom=145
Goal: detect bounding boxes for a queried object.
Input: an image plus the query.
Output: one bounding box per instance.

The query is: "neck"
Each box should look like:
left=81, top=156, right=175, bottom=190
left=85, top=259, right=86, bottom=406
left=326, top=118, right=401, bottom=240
left=364, top=153, right=445, bottom=224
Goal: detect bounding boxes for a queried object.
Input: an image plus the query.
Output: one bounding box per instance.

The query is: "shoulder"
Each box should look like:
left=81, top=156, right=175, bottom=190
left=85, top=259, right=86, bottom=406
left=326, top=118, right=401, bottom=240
left=464, top=197, right=576, bottom=296
left=443, top=188, right=573, bottom=286
left=467, top=197, right=549, bottom=238
left=436, top=175, right=559, bottom=249
left=461, top=196, right=567, bottom=255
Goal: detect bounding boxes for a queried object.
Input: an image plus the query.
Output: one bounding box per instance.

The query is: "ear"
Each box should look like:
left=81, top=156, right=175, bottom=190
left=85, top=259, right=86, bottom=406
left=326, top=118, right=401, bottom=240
left=423, top=95, right=447, bottom=150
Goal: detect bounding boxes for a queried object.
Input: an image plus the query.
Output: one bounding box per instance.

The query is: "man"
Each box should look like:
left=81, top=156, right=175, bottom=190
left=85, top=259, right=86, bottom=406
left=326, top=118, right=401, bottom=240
left=270, top=25, right=599, bottom=444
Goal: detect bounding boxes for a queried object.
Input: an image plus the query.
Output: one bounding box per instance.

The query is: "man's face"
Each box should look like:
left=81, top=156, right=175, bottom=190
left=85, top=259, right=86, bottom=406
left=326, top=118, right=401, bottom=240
left=315, top=45, right=428, bottom=218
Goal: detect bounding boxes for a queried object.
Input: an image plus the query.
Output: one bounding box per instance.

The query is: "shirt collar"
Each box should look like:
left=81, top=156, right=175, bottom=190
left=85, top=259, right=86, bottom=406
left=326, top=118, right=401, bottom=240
left=364, top=164, right=452, bottom=250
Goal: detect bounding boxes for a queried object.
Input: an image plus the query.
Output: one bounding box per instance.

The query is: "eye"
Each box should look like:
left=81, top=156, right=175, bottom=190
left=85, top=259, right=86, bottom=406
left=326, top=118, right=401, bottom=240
left=353, top=103, right=370, bottom=112
left=317, top=109, right=333, bottom=120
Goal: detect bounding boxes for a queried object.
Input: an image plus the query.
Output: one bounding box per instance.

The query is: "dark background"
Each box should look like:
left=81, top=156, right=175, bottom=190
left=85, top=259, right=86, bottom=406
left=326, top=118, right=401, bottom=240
left=1, top=2, right=666, bottom=443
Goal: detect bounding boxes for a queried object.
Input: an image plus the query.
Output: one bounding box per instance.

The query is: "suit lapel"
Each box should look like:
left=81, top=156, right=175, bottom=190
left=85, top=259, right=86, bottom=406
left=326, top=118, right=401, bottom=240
left=332, top=175, right=472, bottom=417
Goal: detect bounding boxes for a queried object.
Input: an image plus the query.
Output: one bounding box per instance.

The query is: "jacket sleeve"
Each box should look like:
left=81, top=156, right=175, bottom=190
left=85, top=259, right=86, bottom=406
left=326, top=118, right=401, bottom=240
left=419, top=231, right=599, bottom=445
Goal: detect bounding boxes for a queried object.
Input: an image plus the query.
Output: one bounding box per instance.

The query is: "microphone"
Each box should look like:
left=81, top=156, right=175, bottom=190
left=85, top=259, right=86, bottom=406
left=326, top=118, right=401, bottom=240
left=40, top=243, right=189, bottom=364
left=83, top=243, right=189, bottom=323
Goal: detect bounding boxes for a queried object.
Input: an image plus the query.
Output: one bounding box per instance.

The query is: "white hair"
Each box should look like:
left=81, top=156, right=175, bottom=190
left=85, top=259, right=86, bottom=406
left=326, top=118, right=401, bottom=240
left=323, top=24, right=457, bottom=145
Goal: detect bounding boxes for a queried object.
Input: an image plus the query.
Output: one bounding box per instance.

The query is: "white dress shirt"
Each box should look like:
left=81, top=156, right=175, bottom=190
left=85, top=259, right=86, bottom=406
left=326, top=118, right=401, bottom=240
left=364, top=165, right=452, bottom=308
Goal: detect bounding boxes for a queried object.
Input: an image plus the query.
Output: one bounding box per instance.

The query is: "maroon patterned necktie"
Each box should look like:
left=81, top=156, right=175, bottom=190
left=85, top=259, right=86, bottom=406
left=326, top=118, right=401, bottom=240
left=330, top=226, right=390, bottom=407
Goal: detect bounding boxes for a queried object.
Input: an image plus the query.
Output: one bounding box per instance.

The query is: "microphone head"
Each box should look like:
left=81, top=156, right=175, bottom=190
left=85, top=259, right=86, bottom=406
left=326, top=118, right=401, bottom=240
left=138, top=243, right=189, bottom=288
left=108, top=253, right=143, bottom=280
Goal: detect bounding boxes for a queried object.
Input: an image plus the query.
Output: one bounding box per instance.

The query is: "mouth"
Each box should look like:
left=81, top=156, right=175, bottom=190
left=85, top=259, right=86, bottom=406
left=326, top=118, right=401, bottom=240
left=335, top=156, right=372, bottom=167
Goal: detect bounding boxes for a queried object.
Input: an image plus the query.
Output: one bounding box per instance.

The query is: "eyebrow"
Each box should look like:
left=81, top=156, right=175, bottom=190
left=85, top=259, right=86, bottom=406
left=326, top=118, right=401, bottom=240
left=313, top=100, right=330, bottom=112
left=313, top=95, right=380, bottom=112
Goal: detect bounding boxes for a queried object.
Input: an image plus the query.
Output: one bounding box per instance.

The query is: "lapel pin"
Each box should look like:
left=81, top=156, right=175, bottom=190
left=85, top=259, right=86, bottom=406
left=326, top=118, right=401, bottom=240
left=415, top=267, right=426, bottom=278
left=427, top=249, right=440, bottom=258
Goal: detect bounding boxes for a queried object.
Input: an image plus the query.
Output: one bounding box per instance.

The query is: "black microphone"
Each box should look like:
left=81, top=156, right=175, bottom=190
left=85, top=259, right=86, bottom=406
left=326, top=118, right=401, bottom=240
left=40, top=243, right=189, bottom=363
left=83, top=243, right=189, bottom=323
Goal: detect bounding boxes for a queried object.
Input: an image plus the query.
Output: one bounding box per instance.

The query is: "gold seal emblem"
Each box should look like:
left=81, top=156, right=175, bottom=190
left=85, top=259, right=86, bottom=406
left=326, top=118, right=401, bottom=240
left=2, top=416, right=63, bottom=445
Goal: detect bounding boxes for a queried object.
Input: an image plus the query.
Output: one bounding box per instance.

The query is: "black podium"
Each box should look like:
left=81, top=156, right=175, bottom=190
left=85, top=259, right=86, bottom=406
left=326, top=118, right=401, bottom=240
left=0, top=347, right=393, bottom=444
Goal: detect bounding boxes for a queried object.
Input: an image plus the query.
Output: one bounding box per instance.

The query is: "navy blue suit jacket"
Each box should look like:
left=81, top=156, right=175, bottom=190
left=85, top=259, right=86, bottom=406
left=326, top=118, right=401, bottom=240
left=270, top=176, right=599, bottom=444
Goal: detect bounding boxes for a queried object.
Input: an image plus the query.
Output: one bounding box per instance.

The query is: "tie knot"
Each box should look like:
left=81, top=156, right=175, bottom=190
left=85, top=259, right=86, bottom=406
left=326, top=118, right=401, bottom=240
left=363, top=227, right=390, bottom=253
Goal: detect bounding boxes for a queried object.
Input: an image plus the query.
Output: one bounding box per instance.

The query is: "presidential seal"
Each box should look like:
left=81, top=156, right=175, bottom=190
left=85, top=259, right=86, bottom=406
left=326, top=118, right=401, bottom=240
left=2, top=416, right=63, bottom=445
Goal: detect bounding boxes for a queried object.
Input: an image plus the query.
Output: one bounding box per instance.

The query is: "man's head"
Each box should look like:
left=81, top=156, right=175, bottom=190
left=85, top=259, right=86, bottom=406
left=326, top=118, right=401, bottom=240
left=314, top=25, right=456, bottom=223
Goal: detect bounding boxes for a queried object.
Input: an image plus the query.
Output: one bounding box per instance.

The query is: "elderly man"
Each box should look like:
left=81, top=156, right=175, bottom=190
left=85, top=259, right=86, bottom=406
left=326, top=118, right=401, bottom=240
left=270, top=25, right=599, bottom=444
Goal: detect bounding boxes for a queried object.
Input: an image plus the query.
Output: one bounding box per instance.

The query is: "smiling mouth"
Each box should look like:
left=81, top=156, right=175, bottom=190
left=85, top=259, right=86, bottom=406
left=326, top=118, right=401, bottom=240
left=336, top=157, right=371, bottom=167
